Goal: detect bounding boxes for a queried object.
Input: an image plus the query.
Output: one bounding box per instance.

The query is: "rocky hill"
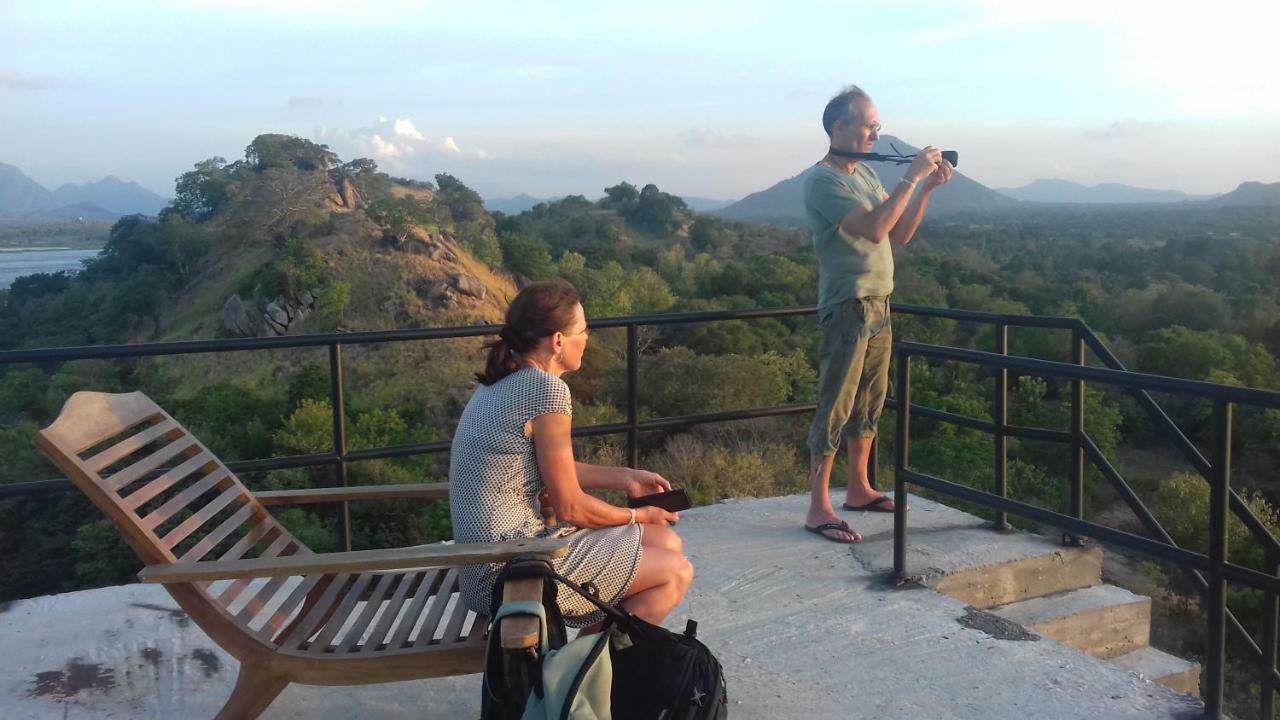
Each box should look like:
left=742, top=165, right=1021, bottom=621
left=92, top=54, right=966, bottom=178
left=1203, top=180, right=1280, bottom=208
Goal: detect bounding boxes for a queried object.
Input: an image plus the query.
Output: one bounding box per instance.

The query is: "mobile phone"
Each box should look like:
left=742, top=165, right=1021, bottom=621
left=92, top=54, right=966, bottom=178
left=626, top=488, right=692, bottom=512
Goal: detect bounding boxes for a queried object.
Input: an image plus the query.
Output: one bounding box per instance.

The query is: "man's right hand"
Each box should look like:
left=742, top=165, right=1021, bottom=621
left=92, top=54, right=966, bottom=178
left=906, top=145, right=942, bottom=184
left=638, top=506, right=679, bottom=526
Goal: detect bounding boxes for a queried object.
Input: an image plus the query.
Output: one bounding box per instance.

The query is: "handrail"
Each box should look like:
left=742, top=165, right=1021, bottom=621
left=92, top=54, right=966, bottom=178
left=892, top=340, right=1280, bottom=718
left=1076, top=320, right=1280, bottom=558
left=7, top=300, right=1280, bottom=715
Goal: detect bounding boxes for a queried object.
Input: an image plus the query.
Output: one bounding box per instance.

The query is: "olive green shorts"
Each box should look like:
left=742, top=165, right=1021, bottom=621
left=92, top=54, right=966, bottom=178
left=806, top=296, right=892, bottom=456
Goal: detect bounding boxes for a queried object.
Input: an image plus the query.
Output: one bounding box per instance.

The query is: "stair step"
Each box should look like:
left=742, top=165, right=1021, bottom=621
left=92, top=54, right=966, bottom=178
left=1112, top=646, right=1201, bottom=696
left=931, top=545, right=1103, bottom=609
left=989, top=584, right=1150, bottom=659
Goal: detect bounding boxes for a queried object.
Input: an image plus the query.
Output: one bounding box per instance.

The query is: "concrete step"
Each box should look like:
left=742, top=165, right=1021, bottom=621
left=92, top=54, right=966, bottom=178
left=1112, top=646, right=1202, bottom=696
left=930, top=544, right=1103, bottom=609
left=989, top=584, right=1151, bottom=659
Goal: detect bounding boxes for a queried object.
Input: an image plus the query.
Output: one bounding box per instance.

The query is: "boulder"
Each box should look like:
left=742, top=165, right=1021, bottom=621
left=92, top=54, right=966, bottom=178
left=450, top=273, right=486, bottom=299
left=337, top=176, right=365, bottom=210
left=222, top=294, right=254, bottom=337
left=266, top=302, right=290, bottom=328
left=262, top=312, right=288, bottom=336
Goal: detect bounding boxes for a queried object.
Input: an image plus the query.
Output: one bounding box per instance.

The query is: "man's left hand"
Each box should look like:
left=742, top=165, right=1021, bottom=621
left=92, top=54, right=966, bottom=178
left=625, top=469, right=672, bottom=498
left=924, top=159, right=954, bottom=189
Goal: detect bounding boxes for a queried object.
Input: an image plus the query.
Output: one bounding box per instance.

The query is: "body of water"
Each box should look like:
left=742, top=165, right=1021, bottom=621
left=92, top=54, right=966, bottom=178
left=0, top=248, right=102, bottom=289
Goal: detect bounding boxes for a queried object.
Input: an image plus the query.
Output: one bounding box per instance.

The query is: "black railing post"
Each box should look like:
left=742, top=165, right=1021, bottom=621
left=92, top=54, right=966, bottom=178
left=1066, top=326, right=1086, bottom=546
left=329, top=342, right=352, bottom=552
left=893, top=352, right=911, bottom=580
left=993, top=323, right=1010, bottom=531
left=626, top=324, right=639, bottom=469
left=1205, top=399, right=1232, bottom=718
left=1262, top=548, right=1278, bottom=720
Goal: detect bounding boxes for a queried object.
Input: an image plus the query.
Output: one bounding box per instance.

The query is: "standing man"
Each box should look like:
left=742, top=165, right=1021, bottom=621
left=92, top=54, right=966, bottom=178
left=803, top=85, right=953, bottom=543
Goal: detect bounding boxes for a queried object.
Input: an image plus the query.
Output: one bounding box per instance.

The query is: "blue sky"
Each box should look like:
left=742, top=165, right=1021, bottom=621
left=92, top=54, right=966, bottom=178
left=2, top=0, right=1278, bottom=200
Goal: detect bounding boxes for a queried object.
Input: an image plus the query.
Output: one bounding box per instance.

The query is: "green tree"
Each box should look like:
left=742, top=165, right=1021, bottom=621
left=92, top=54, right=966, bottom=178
left=171, top=157, right=238, bottom=221
left=245, top=134, right=339, bottom=172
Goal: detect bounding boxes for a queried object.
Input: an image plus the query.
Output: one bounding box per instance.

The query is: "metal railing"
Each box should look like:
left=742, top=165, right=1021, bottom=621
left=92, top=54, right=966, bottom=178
left=4, top=303, right=1279, bottom=717
left=891, top=340, right=1280, bottom=720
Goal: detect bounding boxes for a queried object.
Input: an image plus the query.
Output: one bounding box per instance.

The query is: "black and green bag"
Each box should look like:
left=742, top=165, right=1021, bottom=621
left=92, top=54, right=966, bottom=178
left=482, top=558, right=728, bottom=720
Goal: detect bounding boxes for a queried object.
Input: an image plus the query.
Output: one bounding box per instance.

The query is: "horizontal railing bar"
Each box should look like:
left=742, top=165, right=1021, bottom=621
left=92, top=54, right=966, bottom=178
left=891, top=303, right=1081, bottom=328
left=900, top=342, right=1280, bottom=408
left=227, top=453, right=339, bottom=474
left=898, top=469, right=1211, bottom=571
left=1, top=405, right=820, bottom=498
left=1005, top=425, right=1073, bottom=444
left=636, top=403, right=815, bottom=431
left=0, top=304, right=1088, bottom=366
left=0, top=478, right=71, bottom=498
left=1221, top=562, right=1280, bottom=596
left=908, top=406, right=996, bottom=434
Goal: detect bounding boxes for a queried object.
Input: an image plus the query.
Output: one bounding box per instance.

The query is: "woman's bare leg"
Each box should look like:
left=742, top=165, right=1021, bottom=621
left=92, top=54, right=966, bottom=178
left=641, top=523, right=683, bottom=554
left=619, top=545, right=692, bottom=625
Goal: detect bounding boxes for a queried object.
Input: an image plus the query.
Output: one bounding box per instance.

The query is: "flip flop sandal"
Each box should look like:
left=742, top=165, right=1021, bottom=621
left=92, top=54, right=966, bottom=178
left=804, top=521, right=862, bottom=544
left=842, top=496, right=902, bottom=513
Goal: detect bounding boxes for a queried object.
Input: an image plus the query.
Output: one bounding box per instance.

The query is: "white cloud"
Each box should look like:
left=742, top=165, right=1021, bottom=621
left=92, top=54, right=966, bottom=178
left=367, top=134, right=402, bottom=159
left=335, top=118, right=487, bottom=171
left=393, top=119, right=425, bottom=141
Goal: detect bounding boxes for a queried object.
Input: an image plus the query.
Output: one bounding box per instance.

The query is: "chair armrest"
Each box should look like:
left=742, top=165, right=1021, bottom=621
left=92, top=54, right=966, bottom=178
left=138, top=537, right=567, bottom=583
left=499, top=577, right=546, bottom=649
left=255, top=482, right=449, bottom=506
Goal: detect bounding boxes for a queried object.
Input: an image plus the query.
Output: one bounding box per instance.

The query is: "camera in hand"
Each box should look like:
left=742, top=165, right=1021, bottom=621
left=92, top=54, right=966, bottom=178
left=626, top=488, right=693, bottom=512
left=828, top=146, right=959, bottom=168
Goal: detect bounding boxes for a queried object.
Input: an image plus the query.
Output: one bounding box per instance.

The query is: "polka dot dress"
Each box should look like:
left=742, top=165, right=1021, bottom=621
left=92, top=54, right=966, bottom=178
left=449, top=367, right=643, bottom=626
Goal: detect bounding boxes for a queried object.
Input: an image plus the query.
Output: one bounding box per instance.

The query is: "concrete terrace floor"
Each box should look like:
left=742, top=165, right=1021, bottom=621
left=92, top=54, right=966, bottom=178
left=0, top=492, right=1203, bottom=719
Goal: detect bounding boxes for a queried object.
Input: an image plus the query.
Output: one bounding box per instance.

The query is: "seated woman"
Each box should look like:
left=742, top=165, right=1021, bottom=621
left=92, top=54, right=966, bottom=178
left=450, top=279, right=693, bottom=627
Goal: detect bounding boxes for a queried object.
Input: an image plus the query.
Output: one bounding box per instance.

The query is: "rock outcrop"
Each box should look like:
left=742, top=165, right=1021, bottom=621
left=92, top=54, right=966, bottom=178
left=223, top=289, right=320, bottom=338
left=222, top=294, right=255, bottom=336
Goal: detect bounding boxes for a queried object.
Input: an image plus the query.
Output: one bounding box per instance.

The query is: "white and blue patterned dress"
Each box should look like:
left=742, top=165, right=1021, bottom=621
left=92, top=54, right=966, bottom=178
left=449, top=367, right=644, bottom=626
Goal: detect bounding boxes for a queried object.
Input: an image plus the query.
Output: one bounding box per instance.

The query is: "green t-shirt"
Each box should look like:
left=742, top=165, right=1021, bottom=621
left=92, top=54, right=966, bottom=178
left=804, top=162, right=894, bottom=310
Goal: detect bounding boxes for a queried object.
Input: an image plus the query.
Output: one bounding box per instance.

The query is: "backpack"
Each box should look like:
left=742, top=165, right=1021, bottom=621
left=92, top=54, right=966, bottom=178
left=482, top=558, right=729, bottom=720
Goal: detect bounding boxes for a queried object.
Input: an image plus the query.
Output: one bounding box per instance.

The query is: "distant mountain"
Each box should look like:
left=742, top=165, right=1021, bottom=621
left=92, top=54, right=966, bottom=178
left=51, top=176, right=168, bottom=216
left=996, top=179, right=1216, bottom=204
left=484, top=194, right=555, bottom=215
left=0, top=162, right=168, bottom=221
left=1202, top=181, right=1280, bottom=207
left=717, top=135, right=1017, bottom=222
left=0, top=162, right=53, bottom=215
left=681, top=196, right=735, bottom=213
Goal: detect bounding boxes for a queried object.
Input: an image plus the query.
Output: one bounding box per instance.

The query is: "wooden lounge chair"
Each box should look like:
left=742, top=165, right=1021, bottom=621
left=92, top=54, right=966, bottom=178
left=36, top=390, right=564, bottom=720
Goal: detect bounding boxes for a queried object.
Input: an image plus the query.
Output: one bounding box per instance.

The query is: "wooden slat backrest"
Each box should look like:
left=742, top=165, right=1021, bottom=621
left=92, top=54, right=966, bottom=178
left=35, top=391, right=311, bottom=626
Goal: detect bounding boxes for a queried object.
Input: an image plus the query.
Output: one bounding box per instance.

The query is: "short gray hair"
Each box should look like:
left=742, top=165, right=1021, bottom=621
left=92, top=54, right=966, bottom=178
left=822, top=85, right=871, bottom=137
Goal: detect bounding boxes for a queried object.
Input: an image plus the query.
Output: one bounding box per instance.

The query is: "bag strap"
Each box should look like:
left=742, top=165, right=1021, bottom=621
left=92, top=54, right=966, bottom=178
left=540, top=568, right=635, bottom=626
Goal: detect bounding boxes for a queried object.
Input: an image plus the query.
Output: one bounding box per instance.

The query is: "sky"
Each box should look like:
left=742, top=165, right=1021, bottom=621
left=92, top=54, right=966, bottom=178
left=2, top=0, right=1279, bottom=201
